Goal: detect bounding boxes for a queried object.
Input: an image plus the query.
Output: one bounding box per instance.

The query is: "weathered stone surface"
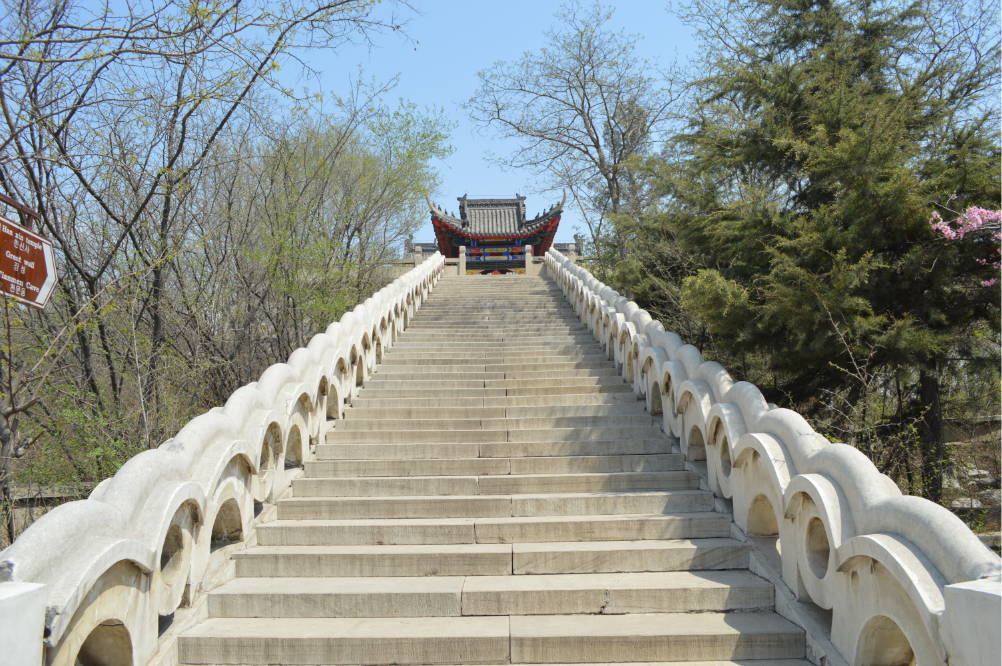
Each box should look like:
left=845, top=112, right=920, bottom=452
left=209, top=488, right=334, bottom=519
left=510, top=490, right=713, bottom=516
left=278, top=495, right=513, bottom=520
left=233, top=544, right=513, bottom=577
left=179, top=616, right=510, bottom=664
left=509, top=613, right=805, bottom=663
left=474, top=513, right=732, bottom=543
left=462, top=571, right=774, bottom=616
left=512, top=539, right=751, bottom=574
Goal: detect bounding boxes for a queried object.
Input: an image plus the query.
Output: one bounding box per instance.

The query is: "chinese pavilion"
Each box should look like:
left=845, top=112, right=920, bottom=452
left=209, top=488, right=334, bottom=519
left=427, top=193, right=564, bottom=274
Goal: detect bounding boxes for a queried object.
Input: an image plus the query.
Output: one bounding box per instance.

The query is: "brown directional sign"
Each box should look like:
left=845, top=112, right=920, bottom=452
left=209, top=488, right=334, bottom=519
left=0, top=213, right=58, bottom=310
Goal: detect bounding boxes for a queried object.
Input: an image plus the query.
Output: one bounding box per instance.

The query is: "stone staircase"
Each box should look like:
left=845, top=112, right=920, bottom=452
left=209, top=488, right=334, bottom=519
left=178, top=275, right=809, bottom=665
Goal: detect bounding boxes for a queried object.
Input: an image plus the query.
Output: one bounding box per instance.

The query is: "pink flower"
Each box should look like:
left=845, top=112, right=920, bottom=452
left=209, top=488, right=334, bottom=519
left=931, top=206, right=1002, bottom=287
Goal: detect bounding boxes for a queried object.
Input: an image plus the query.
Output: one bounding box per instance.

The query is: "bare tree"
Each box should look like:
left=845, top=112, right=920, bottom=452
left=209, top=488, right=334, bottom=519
left=0, top=0, right=461, bottom=541
left=464, top=1, right=680, bottom=272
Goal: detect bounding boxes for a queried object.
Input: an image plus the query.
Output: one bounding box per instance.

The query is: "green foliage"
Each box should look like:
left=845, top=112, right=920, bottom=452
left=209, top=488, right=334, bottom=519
left=637, top=0, right=1000, bottom=502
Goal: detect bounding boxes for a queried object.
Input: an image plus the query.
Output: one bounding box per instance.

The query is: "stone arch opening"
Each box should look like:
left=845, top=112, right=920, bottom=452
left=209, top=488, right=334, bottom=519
left=259, top=439, right=274, bottom=475
left=297, top=393, right=319, bottom=447
left=747, top=493, right=779, bottom=536
left=256, top=437, right=274, bottom=502
left=327, top=384, right=341, bottom=420
left=648, top=380, right=663, bottom=415
left=211, top=497, right=243, bottom=546
left=856, top=615, right=915, bottom=666
left=618, top=332, right=631, bottom=366
left=687, top=425, right=705, bottom=451
left=805, top=516, right=831, bottom=578
left=286, top=425, right=305, bottom=467
left=159, top=524, right=185, bottom=587
left=717, top=431, right=732, bottom=476
left=76, top=621, right=133, bottom=666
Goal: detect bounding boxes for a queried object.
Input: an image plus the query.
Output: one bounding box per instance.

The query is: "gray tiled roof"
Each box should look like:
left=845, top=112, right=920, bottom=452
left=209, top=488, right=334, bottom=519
left=460, top=196, right=524, bottom=235
left=429, top=194, right=564, bottom=237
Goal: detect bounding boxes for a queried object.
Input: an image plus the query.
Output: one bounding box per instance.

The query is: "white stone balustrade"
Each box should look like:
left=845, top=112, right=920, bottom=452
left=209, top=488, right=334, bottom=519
left=543, top=247, right=1001, bottom=666
left=0, top=253, right=445, bottom=666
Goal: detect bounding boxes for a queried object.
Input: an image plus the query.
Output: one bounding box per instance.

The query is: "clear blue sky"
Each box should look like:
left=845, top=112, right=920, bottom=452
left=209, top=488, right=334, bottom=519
left=301, top=1, right=698, bottom=244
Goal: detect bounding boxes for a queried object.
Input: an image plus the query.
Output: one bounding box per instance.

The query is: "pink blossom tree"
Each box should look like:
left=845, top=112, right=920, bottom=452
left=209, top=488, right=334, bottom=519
left=930, top=206, right=1002, bottom=287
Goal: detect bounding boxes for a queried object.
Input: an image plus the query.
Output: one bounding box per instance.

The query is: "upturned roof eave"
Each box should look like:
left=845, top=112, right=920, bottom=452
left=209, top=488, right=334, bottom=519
left=430, top=212, right=561, bottom=241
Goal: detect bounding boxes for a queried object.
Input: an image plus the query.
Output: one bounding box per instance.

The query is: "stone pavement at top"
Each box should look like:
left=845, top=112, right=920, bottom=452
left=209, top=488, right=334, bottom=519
left=178, top=275, right=810, bottom=665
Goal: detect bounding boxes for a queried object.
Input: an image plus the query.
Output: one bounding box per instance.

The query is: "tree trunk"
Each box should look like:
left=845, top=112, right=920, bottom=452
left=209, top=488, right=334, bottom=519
left=919, top=369, right=947, bottom=504
left=2, top=479, right=14, bottom=547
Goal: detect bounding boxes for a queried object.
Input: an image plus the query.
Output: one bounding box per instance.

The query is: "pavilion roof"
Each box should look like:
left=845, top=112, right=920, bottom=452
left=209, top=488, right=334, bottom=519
left=428, top=193, right=564, bottom=238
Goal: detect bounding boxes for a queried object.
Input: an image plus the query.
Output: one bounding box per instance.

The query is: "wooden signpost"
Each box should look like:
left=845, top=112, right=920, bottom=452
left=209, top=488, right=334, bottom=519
left=0, top=195, right=57, bottom=310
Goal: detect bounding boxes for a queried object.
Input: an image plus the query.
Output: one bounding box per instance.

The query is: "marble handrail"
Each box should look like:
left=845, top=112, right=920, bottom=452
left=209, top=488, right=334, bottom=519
left=0, top=253, right=445, bottom=666
left=544, top=248, right=1000, bottom=666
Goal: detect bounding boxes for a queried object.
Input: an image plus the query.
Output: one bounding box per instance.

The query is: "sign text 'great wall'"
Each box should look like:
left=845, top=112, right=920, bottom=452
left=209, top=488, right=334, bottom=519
left=0, top=213, right=57, bottom=310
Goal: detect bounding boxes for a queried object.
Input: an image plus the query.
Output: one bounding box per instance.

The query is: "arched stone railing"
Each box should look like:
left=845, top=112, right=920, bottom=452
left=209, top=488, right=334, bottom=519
left=0, top=253, right=445, bottom=666
left=544, top=248, right=1001, bottom=666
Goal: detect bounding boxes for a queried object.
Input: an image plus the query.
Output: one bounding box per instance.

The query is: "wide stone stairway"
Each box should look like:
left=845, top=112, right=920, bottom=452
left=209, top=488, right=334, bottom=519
left=179, top=275, right=808, bottom=665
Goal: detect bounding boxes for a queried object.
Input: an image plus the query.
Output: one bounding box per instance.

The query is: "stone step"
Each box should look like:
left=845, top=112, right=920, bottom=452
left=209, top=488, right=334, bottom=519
left=389, top=340, right=601, bottom=347
left=318, top=438, right=670, bottom=460
left=305, top=458, right=510, bottom=477
left=413, top=315, right=584, bottom=323
left=476, top=512, right=732, bottom=544
left=355, top=388, right=510, bottom=399
left=350, top=392, right=639, bottom=408
left=422, top=297, right=566, bottom=302
left=356, top=376, right=629, bottom=392
left=278, top=490, right=713, bottom=520
left=232, top=539, right=751, bottom=578
left=324, top=425, right=662, bottom=444
left=234, top=544, right=514, bottom=577
left=256, top=513, right=732, bottom=546
left=513, top=538, right=751, bottom=574
left=278, top=495, right=513, bottom=519
left=367, top=369, right=621, bottom=381
left=291, top=471, right=698, bottom=498
left=332, top=414, right=653, bottom=432
left=305, top=453, right=680, bottom=477
left=415, top=312, right=578, bottom=319
left=342, top=404, right=648, bottom=421
left=395, top=338, right=600, bottom=346
left=380, top=350, right=605, bottom=360
left=181, top=661, right=811, bottom=666
left=397, top=334, right=597, bottom=343
left=206, top=570, right=775, bottom=618
left=487, top=377, right=629, bottom=389
left=179, top=616, right=510, bottom=665
left=510, top=613, right=805, bottom=663
left=375, top=361, right=614, bottom=372
left=396, top=322, right=589, bottom=331
left=383, top=350, right=605, bottom=360
left=508, top=453, right=683, bottom=474
left=495, top=385, right=635, bottom=397
left=179, top=612, right=804, bottom=664
left=419, top=299, right=571, bottom=304
left=379, top=355, right=611, bottom=366
left=389, top=344, right=602, bottom=353
left=361, top=377, right=629, bottom=391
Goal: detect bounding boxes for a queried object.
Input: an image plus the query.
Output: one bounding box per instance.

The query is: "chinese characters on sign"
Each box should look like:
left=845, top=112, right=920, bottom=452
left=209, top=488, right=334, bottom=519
left=0, top=213, right=57, bottom=310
